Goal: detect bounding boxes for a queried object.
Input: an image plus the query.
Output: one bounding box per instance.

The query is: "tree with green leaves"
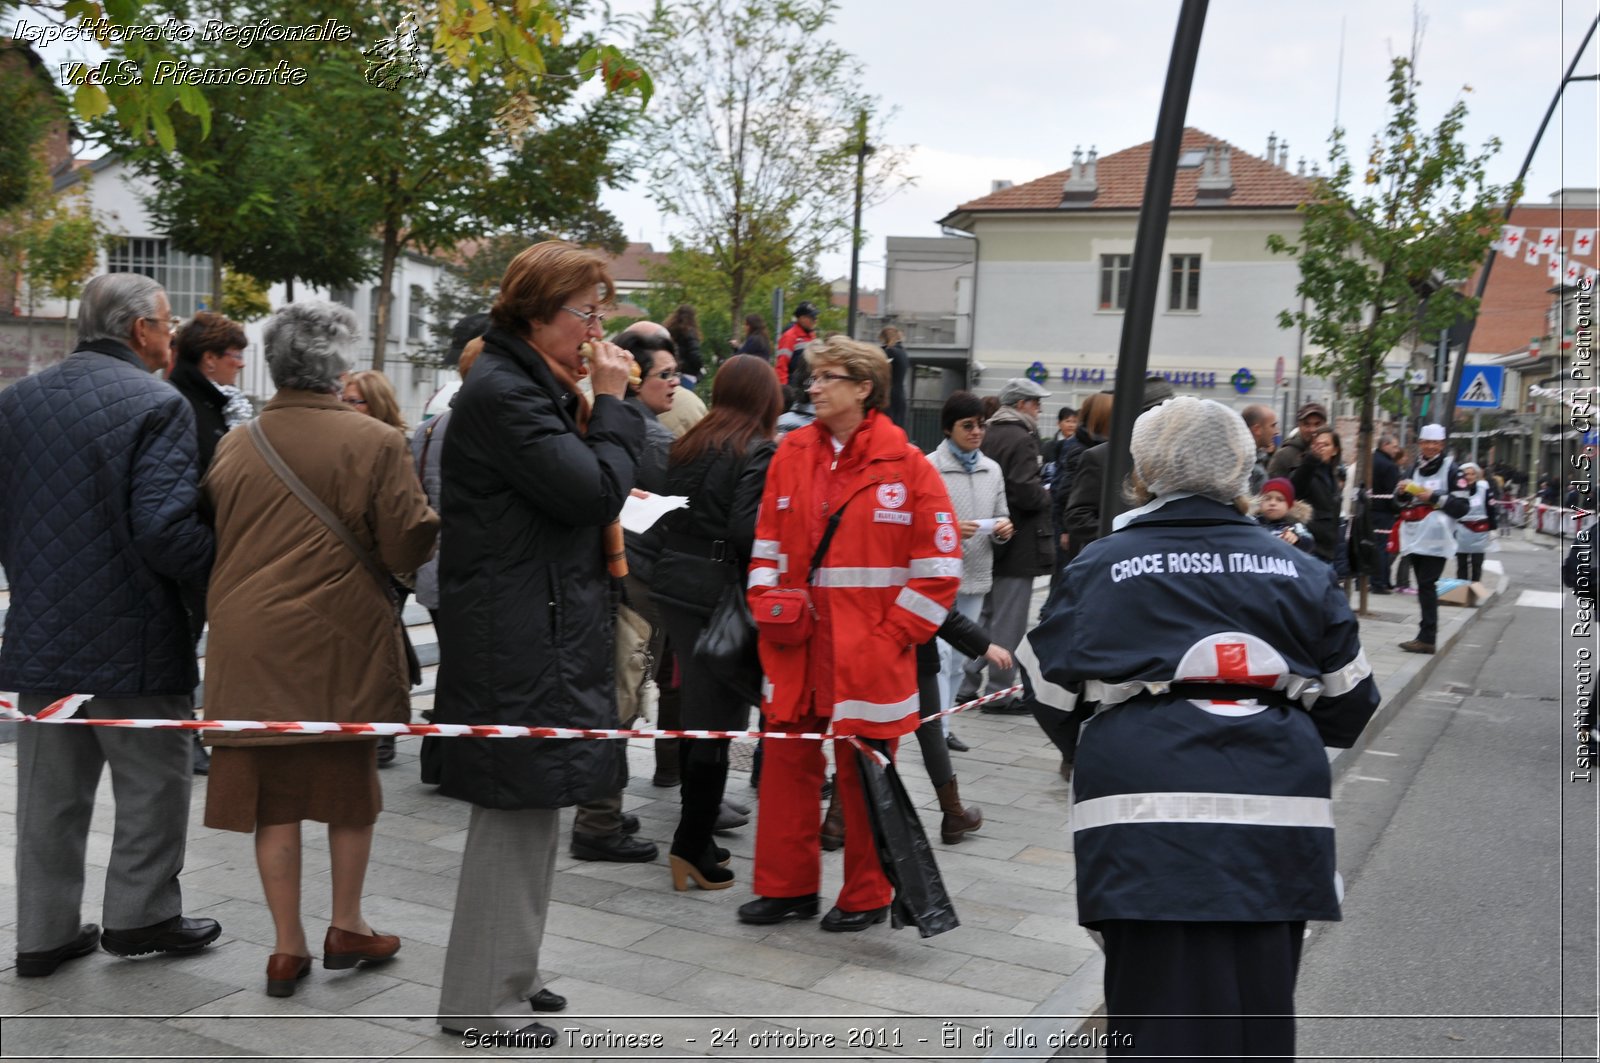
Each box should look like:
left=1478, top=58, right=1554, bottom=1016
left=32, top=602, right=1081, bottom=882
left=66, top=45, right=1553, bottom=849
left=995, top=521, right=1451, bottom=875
left=1266, top=52, right=1510, bottom=606
left=630, top=0, right=909, bottom=331
left=96, top=0, right=634, bottom=371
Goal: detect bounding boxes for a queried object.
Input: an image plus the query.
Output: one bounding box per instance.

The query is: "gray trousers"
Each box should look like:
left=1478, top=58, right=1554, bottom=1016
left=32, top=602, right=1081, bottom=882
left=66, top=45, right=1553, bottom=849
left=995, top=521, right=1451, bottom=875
left=15, top=693, right=193, bottom=951
left=957, top=575, right=1034, bottom=700
left=438, top=805, right=559, bottom=1033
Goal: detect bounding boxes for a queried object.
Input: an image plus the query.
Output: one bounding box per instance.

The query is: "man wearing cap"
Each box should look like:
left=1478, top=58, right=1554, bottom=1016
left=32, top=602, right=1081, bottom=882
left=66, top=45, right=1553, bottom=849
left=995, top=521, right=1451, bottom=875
left=775, top=303, right=818, bottom=386
left=1394, top=424, right=1471, bottom=654
left=956, top=377, right=1055, bottom=713
left=1267, top=402, right=1328, bottom=479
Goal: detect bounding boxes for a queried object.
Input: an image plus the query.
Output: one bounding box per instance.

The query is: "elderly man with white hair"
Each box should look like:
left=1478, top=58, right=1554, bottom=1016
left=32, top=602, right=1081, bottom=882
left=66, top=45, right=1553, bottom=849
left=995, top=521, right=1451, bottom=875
left=0, top=273, right=220, bottom=976
left=1024, top=397, right=1379, bottom=1059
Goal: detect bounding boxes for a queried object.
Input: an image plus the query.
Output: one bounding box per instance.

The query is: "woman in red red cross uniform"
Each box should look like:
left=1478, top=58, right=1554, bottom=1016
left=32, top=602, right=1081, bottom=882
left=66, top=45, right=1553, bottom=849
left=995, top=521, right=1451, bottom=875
left=739, top=336, right=960, bottom=932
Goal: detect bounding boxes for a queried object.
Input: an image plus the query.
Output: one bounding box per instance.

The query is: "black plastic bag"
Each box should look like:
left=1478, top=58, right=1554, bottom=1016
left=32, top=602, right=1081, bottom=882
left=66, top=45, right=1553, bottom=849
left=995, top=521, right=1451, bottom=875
left=694, top=581, right=762, bottom=706
left=853, top=739, right=960, bottom=938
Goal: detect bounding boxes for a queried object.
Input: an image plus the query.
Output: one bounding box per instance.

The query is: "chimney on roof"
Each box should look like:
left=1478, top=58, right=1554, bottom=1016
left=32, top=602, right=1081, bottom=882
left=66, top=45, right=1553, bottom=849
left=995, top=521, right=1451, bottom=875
left=1297, top=157, right=1307, bottom=177
left=1266, top=132, right=1278, bottom=164
left=1061, top=143, right=1098, bottom=207
left=1278, top=140, right=1289, bottom=168
left=1196, top=144, right=1234, bottom=201
left=1311, top=161, right=1321, bottom=178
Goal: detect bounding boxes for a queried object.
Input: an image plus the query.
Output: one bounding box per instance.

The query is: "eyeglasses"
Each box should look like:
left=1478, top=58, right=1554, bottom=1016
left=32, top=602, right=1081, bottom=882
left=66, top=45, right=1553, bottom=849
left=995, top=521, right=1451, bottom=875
left=341, top=396, right=368, bottom=407
left=221, top=349, right=246, bottom=363
left=953, top=420, right=986, bottom=433
left=649, top=369, right=678, bottom=381
left=560, top=306, right=606, bottom=328
left=143, top=315, right=180, bottom=330
left=810, top=371, right=859, bottom=387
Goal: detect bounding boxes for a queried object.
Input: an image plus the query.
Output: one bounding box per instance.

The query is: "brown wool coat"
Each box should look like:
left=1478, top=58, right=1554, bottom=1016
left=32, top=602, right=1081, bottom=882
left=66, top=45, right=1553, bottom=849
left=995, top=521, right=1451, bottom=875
left=202, top=390, right=439, bottom=745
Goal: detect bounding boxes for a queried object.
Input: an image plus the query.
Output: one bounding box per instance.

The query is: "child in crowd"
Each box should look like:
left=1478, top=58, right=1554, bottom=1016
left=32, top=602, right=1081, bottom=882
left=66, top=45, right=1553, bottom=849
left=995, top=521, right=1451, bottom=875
left=1256, top=477, right=1315, bottom=554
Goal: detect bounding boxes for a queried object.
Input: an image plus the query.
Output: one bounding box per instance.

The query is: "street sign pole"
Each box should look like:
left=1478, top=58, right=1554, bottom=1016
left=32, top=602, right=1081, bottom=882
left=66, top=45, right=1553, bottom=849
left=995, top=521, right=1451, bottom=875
left=1473, top=408, right=1482, bottom=463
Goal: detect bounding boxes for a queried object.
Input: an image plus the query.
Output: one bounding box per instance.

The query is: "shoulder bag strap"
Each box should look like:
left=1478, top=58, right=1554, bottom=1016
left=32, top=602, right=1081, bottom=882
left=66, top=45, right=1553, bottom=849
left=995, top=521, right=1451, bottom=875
left=246, top=418, right=397, bottom=606
left=806, top=500, right=851, bottom=584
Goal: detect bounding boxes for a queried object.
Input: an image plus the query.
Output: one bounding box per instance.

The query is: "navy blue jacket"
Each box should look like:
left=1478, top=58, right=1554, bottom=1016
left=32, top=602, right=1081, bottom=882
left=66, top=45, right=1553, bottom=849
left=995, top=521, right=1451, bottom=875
left=0, top=340, right=214, bottom=697
left=1027, top=494, right=1379, bottom=925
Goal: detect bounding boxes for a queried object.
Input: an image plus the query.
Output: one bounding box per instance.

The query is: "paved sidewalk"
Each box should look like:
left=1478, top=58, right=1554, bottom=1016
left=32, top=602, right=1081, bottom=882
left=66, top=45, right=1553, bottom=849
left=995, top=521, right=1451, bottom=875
left=0, top=548, right=1521, bottom=1061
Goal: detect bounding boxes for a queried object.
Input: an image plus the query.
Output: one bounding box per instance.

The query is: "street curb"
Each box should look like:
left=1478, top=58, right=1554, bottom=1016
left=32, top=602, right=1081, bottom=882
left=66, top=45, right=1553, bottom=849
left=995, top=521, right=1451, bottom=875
left=997, top=567, right=1513, bottom=1063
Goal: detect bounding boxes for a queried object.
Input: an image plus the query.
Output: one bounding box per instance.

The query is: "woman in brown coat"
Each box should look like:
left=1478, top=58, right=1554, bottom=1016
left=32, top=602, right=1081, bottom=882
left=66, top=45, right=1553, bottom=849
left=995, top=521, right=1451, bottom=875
left=202, top=300, right=439, bottom=998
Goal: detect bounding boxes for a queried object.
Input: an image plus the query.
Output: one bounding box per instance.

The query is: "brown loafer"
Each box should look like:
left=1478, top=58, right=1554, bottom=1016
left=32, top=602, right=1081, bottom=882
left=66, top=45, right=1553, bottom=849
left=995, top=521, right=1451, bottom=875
left=323, top=926, right=400, bottom=969
left=266, top=953, right=311, bottom=997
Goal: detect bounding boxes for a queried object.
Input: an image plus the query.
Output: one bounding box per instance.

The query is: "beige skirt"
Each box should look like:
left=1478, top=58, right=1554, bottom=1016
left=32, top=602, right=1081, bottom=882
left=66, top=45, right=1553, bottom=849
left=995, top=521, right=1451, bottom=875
left=203, top=740, right=382, bottom=833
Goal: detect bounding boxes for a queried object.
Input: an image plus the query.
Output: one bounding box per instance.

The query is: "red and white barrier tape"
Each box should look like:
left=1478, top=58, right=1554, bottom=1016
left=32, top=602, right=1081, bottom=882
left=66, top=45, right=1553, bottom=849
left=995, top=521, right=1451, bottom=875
left=0, top=686, right=1025, bottom=749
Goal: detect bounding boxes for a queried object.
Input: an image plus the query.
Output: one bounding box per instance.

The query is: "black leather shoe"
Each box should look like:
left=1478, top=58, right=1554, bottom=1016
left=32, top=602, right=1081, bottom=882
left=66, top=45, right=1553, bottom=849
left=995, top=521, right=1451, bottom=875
left=620, top=813, right=641, bottom=835
left=570, top=832, right=658, bottom=863
left=376, top=735, right=397, bottom=768
left=820, top=905, right=889, bottom=933
left=442, top=1021, right=557, bottom=1045
left=737, top=894, right=820, bottom=925
left=16, top=924, right=100, bottom=977
left=101, top=915, right=221, bottom=958
left=945, top=732, right=970, bottom=752
left=529, top=988, right=567, bottom=1012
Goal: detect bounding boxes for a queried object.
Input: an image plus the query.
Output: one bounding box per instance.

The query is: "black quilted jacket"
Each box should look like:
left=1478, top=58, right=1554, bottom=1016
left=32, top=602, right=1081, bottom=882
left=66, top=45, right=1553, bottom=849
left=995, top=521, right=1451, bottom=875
left=0, top=340, right=214, bottom=696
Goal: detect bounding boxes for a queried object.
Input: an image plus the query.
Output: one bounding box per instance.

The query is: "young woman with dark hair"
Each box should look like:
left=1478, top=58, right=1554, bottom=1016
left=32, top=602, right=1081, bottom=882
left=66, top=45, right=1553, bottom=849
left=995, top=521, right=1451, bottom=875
left=649, top=355, right=785, bottom=891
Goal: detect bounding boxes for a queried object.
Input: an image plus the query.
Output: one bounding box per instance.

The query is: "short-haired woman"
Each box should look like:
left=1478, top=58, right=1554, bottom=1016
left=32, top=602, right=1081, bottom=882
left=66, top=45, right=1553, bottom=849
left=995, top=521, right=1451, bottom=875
left=740, top=335, right=960, bottom=931
left=170, top=310, right=251, bottom=469
left=431, top=241, right=644, bottom=1043
left=202, top=300, right=439, bottom=1000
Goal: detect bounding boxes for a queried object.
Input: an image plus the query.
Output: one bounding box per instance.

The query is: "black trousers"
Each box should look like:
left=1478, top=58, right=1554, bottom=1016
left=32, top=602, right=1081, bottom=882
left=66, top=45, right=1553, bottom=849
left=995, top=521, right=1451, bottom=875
left=1456, top=552, right=1484, bottom=582
left=1369, top=525, right=1395, bottom=589
left=914, top=670, right=954, bottom=789
left=1101, top=919, right=1305, bottom=1061
left=658, top=603, right=743, bottom=864
left=1411, top=554, right=1446, bottom=644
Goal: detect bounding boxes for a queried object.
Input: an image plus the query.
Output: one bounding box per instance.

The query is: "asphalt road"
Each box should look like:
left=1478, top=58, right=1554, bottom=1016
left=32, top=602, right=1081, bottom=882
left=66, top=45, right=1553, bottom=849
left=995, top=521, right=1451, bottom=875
left=1296, top=544, right=1598, bottom=1061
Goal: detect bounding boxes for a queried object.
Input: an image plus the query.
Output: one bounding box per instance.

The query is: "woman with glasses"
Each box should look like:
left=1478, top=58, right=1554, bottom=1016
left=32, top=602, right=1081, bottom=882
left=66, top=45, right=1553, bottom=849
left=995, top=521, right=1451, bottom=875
left=431, top=241, right=643, bottom=1044
left=168, top=310, right=252, bottom=775
left=739, top=336, right=960, bottom=932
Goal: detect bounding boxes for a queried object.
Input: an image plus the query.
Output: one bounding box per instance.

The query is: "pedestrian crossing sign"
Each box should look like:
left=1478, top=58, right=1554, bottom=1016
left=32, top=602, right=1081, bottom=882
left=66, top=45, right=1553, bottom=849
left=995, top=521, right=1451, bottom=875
left=1456, top=366, right=1504, bottom=409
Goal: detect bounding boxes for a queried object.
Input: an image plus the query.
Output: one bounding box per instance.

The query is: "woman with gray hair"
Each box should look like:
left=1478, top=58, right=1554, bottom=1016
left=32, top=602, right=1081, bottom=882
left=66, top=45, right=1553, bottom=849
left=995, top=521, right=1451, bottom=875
left=201, top=300, right=439, bottom=999
left=1025, top=397, right=1380, bottom=1058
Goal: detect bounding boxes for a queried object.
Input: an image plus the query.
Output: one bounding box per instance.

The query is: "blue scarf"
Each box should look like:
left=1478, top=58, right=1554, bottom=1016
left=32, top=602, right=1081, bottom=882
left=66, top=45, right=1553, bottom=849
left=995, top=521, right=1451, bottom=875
left=945, top=437, right=980, bottom=472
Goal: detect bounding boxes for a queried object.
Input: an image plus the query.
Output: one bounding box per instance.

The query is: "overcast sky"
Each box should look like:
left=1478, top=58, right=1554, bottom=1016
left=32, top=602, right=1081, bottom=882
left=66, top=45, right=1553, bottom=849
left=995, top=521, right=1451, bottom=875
left=14, top=1, right=1599, bottom=292
left=600, top=0, right=1600, bottom=288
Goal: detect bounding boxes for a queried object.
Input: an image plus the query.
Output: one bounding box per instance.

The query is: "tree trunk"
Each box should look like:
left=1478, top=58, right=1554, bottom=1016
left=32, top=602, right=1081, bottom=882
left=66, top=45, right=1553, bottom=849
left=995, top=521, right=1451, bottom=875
left=373, top=225, right=401, bottom=372
left=285, top=277, right=295, bottom=303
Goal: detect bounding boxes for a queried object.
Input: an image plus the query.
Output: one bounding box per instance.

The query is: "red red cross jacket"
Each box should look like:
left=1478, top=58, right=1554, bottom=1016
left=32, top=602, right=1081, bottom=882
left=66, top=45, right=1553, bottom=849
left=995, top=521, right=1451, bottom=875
left=748, top=411, right=961, bottom=738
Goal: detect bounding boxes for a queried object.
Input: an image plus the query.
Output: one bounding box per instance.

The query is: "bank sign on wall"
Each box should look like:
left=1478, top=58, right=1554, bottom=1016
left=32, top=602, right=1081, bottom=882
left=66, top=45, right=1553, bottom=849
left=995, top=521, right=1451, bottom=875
left=1029, top=363, right=1262, bottom=395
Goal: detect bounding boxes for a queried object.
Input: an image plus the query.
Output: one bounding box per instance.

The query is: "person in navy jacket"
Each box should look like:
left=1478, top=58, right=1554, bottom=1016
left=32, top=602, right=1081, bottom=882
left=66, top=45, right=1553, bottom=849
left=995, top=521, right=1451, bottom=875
left=1023, top=397, right=1379, bottom=1060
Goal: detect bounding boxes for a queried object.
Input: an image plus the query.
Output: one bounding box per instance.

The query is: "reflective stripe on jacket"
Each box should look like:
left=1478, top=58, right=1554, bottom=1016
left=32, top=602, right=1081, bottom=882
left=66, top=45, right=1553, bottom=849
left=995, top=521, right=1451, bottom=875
left=748, top=411, right=960, bottom=738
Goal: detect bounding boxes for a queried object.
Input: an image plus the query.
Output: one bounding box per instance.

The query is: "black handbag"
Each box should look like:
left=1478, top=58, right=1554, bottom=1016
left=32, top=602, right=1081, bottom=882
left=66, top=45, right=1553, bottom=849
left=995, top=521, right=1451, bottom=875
left=694, top=580, right=761, bottom=706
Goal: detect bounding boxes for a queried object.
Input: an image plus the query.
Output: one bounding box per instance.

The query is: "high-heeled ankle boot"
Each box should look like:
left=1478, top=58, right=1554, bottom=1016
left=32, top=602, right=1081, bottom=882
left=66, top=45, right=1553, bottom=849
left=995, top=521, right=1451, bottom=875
left=936, top=777, right=982, bottom=844
left=819, top=782, right=844, bottom=852
left=668, top=845, right=735, bottom=891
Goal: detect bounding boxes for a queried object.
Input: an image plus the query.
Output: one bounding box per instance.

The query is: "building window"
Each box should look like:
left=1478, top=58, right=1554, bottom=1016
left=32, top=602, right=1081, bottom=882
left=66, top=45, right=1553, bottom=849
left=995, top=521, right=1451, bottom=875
left=330, top=287, right=355, bottom=308
left=1099, top=254, right=1131, bottom=311
left=1169, top=254, right=1201, bottom=311
left=407, top=284, right=425, bottom=341
left=104, top=237, right=213, bottom=318
left=368, top=286, right=399, bottom=340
